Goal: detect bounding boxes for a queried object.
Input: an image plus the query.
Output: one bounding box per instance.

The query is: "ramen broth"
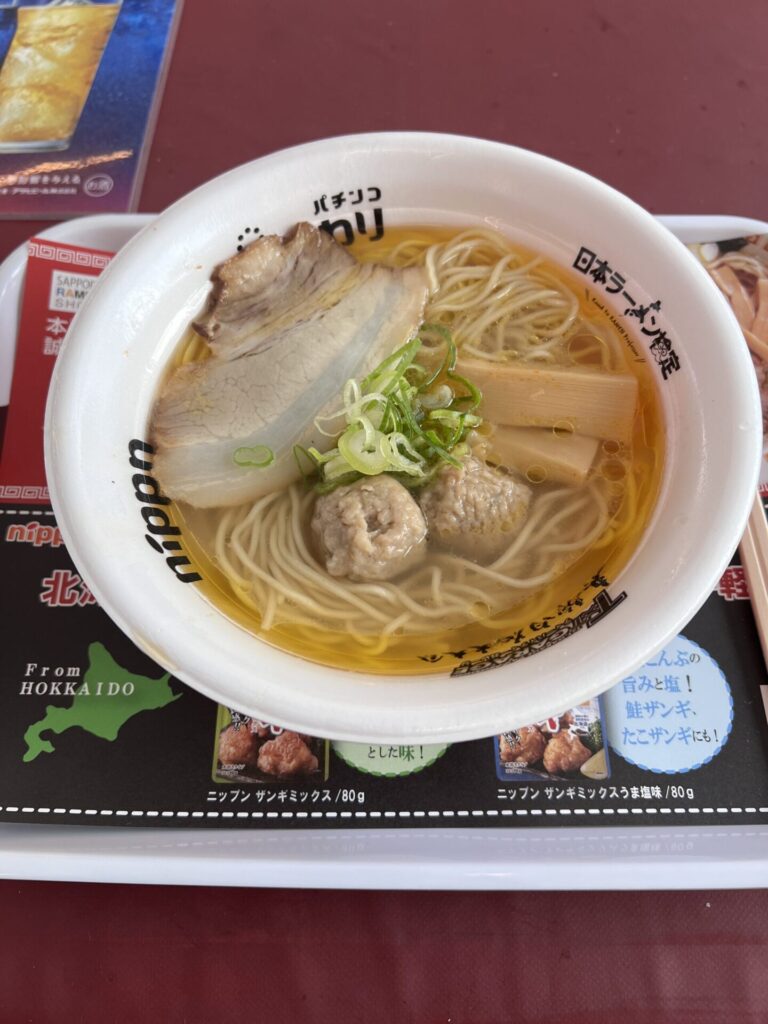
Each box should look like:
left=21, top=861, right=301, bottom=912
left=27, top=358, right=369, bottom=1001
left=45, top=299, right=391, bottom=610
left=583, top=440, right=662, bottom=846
left=166, top=227, right=664, bottom=675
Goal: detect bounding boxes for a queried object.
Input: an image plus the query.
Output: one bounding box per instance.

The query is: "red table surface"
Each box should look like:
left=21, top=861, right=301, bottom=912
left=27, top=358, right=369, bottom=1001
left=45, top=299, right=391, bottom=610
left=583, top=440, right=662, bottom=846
left=3, top=0, right=768, bottom=1019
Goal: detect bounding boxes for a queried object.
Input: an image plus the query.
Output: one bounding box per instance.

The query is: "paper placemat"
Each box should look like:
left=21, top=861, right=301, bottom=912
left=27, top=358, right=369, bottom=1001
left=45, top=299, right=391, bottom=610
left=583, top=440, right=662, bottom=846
left=1, top=231, right=767, bottom=830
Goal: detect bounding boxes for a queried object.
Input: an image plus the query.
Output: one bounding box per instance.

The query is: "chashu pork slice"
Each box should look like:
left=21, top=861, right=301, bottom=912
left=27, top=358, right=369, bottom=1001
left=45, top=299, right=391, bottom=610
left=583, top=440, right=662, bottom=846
left=151, top=223, right=428, bottom=508
left=195, top=221, right=361, bottom=361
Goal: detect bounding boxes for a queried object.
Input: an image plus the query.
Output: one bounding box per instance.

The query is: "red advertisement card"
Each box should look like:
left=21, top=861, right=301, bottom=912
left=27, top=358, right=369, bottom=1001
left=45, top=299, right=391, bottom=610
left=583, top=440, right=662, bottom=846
left=0, top=237, right=114, bottom=503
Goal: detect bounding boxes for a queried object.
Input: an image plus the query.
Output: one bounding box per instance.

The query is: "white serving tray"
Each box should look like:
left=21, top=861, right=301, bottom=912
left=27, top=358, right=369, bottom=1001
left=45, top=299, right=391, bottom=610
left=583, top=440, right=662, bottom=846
left=1, top=212, right=767, bottom=890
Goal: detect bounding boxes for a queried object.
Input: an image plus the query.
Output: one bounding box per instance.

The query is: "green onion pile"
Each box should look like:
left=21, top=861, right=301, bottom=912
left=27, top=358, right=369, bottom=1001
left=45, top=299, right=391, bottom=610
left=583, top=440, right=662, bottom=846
left=234, top=326, right=483, bottom=494
left=305, top=326, right=482, bottom=492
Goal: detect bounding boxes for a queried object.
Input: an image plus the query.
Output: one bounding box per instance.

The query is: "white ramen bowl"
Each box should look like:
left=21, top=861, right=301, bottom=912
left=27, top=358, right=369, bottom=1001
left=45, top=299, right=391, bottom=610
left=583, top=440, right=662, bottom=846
left=45, top=133, right=761, bottom=743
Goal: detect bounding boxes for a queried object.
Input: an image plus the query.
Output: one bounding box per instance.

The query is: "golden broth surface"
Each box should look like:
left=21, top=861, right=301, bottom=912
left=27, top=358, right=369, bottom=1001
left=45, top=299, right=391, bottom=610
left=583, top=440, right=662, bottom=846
left=169, top=227, right=664, bottom=675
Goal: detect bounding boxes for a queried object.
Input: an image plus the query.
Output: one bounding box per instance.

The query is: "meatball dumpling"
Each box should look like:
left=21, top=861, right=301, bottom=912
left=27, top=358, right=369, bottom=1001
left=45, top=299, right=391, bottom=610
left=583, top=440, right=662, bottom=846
left=311, top=474, right=427, bottom=582
left=419, top=456, right=531, bottom=562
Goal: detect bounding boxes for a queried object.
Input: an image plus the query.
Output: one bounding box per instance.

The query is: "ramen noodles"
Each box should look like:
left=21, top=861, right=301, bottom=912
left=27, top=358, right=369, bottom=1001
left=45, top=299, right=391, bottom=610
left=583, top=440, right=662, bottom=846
left=149, top=225, right=664, bottom=674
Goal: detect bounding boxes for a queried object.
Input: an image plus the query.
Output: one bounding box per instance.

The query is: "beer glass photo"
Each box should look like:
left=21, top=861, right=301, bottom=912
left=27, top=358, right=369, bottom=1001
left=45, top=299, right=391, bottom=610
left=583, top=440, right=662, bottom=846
left=0, top=0, right=121, bottom=152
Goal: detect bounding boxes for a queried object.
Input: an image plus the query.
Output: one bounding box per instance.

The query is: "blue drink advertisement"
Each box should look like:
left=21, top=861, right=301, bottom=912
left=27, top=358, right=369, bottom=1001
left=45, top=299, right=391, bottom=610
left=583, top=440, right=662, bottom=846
left=0, top=0, right=181, bottom=216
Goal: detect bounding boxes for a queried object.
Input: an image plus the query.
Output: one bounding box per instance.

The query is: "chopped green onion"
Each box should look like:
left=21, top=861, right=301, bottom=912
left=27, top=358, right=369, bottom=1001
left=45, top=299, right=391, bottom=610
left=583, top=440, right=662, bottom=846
left=362, top=337, right=421, bottom=394
left=232, top=322, right=483, bottom=490
left=233, top=445, right=275, bottom=468
left=292, top=445, right=317, bottom=481
left=419, top=384, right=453, bottom=409
left=324, top=454, right=356, bottom=480
left=380, top=432, right=424, bottom=475
left=338, top=426, right=389, bottom=475
left=295, top=326, right=483, bottom=492
left=315, top=470, right=362, bottom=494
left=307, top=446, right=340, bottom=466
left=416, top=324, right=457, bottom=391
left=428, top=408, right=462, bottom=424
left=447, top=370, right=482, bottom=411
